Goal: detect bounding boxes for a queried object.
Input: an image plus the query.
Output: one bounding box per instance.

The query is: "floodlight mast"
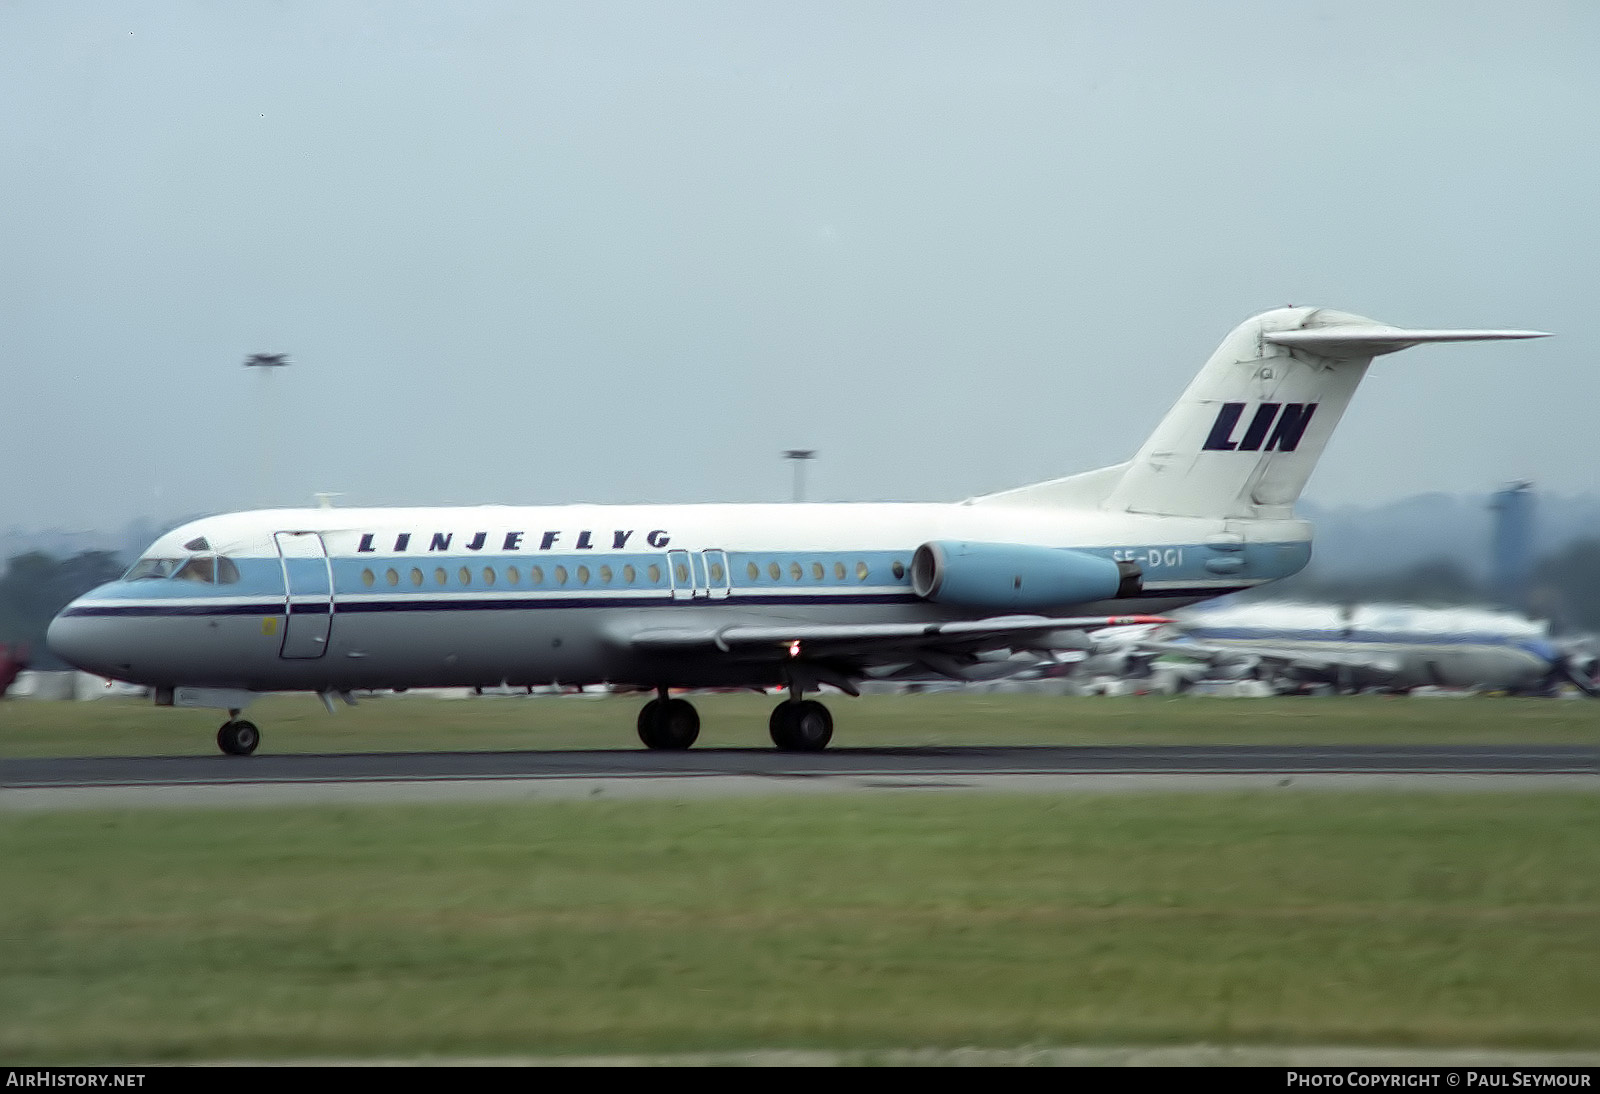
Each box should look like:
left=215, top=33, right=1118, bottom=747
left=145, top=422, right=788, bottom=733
left=783, top=449, right=816, bottom=503
left=244, top=353, right=289, bottom=506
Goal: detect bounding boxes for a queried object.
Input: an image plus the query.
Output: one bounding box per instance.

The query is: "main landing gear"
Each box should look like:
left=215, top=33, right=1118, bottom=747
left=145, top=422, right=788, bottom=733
left=769, top=699, right=833, bottom=752
left=636, top=691, right=701, bottom=750
left=636, top=689, right=835, bottom=752
left=217, top=712, right=260, bottom=756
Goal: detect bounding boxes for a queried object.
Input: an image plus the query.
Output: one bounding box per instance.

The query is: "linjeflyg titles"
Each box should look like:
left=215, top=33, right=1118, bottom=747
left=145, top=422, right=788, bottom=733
left=352, top=529, right=672, bottom=554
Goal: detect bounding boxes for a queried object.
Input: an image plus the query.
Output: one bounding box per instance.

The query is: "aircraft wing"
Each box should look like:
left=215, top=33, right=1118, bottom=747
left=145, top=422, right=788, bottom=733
left=1142, top=639, right=1402, bottom=680
left=626, top=614, right=1168, bottom=688
left=630, top=614, right=1168, bottom=656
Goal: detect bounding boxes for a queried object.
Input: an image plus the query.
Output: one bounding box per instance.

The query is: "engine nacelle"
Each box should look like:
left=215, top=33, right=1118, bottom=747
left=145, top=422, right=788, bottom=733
left=910, top=541, right=1140, bottom=611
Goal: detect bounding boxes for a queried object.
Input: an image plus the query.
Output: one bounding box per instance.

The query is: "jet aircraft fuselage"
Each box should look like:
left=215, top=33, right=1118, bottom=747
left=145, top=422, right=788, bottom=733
left=50, top=503, right=1302, bottom=695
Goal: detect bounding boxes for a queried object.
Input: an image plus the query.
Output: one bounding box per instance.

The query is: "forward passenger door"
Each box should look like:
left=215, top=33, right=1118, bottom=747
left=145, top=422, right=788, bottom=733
left=274, top=531, right=333, bottom=659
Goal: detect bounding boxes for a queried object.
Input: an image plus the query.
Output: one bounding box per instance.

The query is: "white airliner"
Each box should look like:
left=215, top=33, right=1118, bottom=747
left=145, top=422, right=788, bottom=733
left=1139, top=602, right=1599, bottom=697
left=47, top=307, right=1548, bottom=755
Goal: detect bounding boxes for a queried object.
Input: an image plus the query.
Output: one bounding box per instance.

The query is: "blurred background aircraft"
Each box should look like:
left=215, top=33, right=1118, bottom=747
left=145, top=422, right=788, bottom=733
left=1118, top=602, right=1599, bottom=697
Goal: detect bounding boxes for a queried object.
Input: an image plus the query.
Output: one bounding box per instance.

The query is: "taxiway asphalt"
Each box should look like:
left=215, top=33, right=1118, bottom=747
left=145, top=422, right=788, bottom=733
left=3, top=744, right=1596, bottom=810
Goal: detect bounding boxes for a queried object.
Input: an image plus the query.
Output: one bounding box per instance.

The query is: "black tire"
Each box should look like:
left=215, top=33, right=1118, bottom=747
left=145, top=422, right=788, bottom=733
left=638, top=697, right=699, bottom=750
left=217, top=719, right=260, bottom=756
left=769, top=700, right=833, bottom=752
left=637, top=699, right=664, bottom=748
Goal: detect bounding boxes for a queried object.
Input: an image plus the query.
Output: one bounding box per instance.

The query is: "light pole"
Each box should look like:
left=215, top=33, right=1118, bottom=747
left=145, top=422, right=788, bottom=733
left=783, top=449, right=815, bottom=503
left=245, top=353, right=289, bottom=506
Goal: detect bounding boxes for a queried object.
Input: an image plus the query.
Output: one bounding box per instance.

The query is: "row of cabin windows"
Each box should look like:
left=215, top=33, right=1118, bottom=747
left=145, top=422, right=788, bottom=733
left=748, top=560, right=889, bottom=582
left=357, top=558, right=908, bottom=590
left=360, top=563, right=663, bottom=589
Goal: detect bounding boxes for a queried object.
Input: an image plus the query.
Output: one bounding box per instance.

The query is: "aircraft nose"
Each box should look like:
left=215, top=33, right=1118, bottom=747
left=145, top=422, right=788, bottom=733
left=47, top=601, right=115, bottom=676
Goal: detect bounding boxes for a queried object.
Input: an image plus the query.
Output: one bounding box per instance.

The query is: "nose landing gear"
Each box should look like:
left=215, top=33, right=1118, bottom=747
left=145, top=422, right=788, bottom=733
left=217, top=713, right=260, bottom=756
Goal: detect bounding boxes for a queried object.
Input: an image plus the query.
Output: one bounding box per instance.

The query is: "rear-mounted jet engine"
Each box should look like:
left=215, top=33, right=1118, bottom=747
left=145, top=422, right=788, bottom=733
left=910, top=541, right=1141, bottom=611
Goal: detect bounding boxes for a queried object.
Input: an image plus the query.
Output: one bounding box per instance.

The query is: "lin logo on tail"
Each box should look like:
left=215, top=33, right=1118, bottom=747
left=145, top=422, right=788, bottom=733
left=1202, top=402, right=1318, bottom=452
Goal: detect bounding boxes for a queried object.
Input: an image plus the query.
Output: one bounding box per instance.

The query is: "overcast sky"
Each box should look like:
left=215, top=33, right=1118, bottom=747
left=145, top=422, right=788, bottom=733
left=4, top=2, right=1596, bottom=531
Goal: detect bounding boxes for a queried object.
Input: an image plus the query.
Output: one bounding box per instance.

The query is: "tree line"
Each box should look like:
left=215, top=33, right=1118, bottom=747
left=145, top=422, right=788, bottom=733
left=1239, top=539, right=1600, bottom=633
left=0, top=551, right=125, bottom=670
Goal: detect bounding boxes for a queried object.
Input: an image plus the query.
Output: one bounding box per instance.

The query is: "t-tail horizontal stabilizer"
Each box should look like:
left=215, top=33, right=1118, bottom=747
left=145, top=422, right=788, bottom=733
left=1264, top=327, right=1550, bottom=359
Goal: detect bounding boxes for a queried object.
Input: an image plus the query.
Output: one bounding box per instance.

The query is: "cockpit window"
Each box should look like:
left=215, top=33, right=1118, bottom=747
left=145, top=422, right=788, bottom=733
left=126, top=554, right=240, bottom=584
left=173, top=557, right=217, bottom=583
left=125, top=558, right=181, bottom=580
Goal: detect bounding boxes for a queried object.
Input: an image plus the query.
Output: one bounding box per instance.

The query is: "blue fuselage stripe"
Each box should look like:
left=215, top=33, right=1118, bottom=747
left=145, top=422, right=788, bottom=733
left=60, top=586, right=1253, bottom=620
left=61, top=592, right=929, bottom=618
left=75, top=539, right=1304, bottom=619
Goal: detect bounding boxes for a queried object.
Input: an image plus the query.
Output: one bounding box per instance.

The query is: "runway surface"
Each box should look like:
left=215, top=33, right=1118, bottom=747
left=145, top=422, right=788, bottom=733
left=4, top=743, right=1597, bottom=788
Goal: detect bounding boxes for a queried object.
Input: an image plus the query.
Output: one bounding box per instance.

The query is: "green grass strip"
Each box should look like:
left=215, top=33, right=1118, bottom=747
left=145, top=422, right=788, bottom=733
left=4, top=691, right=1599, bottom=757
left=3, top=791, right=1597, bottom=1061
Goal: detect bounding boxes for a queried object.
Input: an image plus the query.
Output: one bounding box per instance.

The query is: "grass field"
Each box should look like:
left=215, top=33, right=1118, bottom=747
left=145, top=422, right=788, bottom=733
left=3, top=693, right=1598, bottom=1063
left=3, top=791, right=1598, bottom=1062
left=3, top=690, right=1600, bottom=757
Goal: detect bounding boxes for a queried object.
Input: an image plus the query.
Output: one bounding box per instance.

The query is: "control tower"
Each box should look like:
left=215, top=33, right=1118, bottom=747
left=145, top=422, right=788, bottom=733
left=1488, top=481, right=1536, bottom=611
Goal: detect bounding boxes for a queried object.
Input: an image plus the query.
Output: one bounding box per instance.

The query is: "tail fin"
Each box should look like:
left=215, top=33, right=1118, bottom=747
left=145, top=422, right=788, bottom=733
left=980, top=307, right=1548, bottom=518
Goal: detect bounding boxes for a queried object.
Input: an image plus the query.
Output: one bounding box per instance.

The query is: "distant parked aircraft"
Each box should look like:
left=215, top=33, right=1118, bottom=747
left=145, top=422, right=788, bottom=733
left=1144, top=602, right=1598, bottom=696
